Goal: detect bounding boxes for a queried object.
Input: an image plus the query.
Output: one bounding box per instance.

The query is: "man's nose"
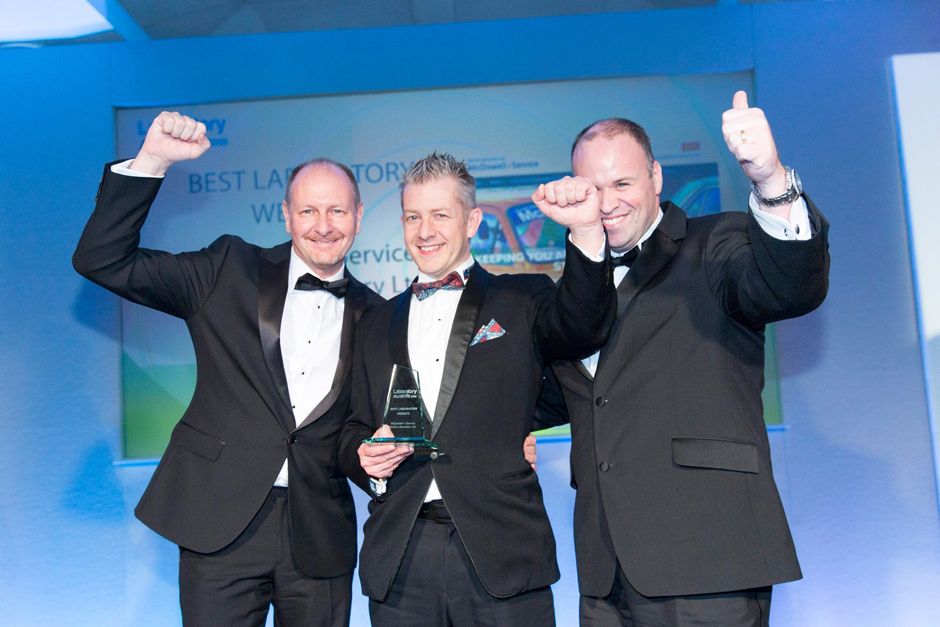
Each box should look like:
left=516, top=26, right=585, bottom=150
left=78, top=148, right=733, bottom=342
left=417, top=218, right=434, bottom=239
left=599, top=188, right=617, bottom=214
left=313, top=213, right=333, bottom=235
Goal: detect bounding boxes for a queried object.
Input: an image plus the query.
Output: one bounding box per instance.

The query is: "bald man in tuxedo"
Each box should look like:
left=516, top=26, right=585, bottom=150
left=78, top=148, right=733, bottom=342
left=544, top=92, right=830, bottom=626
left=74, top=112, right=383, bottom=626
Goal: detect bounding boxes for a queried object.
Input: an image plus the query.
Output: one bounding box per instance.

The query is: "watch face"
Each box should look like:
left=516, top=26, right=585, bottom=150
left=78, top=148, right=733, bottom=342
left=790, top=168, right=803, bottom=195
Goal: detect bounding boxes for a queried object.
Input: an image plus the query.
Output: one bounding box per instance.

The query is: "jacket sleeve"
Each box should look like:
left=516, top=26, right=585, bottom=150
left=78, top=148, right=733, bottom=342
left=533, top=365, right=570, bottom=431
left=533, top=234, right=617, bottom=362
left=706, top=193, right=830, bottom=328
left=338, top=315, right=380, bottom=495
left=72, top=162, right=227, bottom=320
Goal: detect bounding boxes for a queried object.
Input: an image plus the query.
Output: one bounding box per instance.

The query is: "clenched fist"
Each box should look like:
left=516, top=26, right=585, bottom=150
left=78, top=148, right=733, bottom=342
left=130, top=111, right=211, bottom=176
left=531, top=176, right=605, bottom=254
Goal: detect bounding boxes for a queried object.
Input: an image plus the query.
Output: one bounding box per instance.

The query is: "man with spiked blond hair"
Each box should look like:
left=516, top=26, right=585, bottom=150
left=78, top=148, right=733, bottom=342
left=340, top=151, right=617, bottom=626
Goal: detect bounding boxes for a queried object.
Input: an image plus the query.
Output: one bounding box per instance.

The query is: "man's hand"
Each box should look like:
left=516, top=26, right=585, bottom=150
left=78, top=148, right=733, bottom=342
left=130, top=111, right=211, bottom=176
left=532, top=176, right=605, bottom=253
left=358, top=425, right=415, bottom=479
left=721, top=91, right=789, bottom=203
left=524, top=433, right=538, bottom=471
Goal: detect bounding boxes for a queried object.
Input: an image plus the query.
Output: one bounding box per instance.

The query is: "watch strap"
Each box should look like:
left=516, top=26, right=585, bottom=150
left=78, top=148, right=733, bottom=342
left=751, top=166, right=801, bottom=207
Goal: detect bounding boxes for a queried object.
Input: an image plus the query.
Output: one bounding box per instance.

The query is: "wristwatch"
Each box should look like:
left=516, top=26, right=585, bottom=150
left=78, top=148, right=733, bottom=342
left=751, top=166, right=802, bottom=207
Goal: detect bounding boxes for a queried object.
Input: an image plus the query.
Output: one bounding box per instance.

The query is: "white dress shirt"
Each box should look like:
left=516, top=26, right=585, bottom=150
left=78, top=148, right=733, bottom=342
left=581, top=195, right=812, bottom=377
left=273, top=250, right=346, bottom=487
left=407, top=256, right=476, bottom=502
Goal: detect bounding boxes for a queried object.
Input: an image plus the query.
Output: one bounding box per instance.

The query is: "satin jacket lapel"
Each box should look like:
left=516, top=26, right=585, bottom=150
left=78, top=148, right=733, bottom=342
left=597, top=203, right=687, bottom=374
left=389, top=289, right=412, bottom=369
left=295, top=271, right=366, bottom=430
left=258, top=243, right=296, bottom=432
left=430, top=263, right=489, bottom=440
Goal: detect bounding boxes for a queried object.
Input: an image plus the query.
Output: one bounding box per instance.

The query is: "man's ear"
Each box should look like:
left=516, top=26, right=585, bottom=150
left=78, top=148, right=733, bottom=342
left=466, top=207, right=483, bottom=239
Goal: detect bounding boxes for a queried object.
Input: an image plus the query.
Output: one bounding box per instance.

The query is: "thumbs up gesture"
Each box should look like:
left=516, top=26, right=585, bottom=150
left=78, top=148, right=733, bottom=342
left=130, top=111, right=211, bottom=176
left=721, top=91, right=788, bottom=199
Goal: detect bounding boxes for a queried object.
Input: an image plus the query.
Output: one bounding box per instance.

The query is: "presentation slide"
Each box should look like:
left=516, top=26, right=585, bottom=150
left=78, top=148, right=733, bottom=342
left=115, top=71, right=781, bottom=459
left=892, top=52, right=940, bottom=490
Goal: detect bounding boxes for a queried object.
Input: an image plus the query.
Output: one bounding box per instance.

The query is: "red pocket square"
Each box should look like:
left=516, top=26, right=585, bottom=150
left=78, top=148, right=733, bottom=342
left=471, top=319, right=506, bottom=346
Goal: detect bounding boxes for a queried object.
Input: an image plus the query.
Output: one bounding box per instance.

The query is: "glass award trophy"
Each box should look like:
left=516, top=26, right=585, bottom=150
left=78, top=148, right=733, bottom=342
left=363, top=365, right=439, bottom=450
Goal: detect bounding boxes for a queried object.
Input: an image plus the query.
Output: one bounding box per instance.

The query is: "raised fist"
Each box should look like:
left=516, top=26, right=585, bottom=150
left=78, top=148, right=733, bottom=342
left=130, top=111, right=211, bottom=176
left=531, top=176, right=605, bottom=253
left=531, top=176, right=600, bottom=228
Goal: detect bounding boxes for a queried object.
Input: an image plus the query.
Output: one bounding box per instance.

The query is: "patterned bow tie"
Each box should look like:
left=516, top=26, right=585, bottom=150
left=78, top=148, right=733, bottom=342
left=611, top=246, right=640, bottom=269
left=412, top=270, right=466, bottom=301
left=294, top=273, right=349, bottom=298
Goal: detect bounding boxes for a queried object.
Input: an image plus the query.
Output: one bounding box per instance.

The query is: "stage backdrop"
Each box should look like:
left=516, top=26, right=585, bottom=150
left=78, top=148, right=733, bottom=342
left=113, top=70, right=781, bottom=459
left=892, top=51, right=940, bottom=508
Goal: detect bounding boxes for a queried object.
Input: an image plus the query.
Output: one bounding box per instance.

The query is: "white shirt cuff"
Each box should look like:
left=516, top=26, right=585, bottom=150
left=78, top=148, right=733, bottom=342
left=111, top=159, right=164, bottom=178
left=749, top=194, right=812, bottom=241
left=369, top=477, right=387, bottom=496
left=567, top=232, right=608, bottom=262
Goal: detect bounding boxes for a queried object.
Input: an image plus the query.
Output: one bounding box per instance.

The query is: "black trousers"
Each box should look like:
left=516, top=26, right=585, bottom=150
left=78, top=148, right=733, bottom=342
left=178, top=487, right=352, bottom=627
left=369, top=505, right=555, bottom=627
left=580, top=562, right=771, bottom=627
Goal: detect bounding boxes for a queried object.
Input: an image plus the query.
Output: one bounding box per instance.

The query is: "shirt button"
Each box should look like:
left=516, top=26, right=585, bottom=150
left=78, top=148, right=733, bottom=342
left=599, top=461, right=611, bottom=472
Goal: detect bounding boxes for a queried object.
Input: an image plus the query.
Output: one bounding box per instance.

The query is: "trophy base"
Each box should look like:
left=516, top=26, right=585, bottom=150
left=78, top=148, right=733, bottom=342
left=362, top=436, right=439, bottom=449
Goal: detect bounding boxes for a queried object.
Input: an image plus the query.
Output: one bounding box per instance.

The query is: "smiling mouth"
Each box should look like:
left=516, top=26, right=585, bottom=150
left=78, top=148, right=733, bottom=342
left=308, top=238, right=340, bottom=246
left=602, top=215, right=627, bottom=227
left=418, top=243, right=445, bottom=253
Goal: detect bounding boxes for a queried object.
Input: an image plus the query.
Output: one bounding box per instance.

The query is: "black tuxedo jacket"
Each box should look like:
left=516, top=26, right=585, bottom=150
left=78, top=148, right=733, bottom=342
left=73, top=164, right=382, bottom=577
left=339, top=239, right=616, bottom=601
left=547, top=199, right=830, bottom=598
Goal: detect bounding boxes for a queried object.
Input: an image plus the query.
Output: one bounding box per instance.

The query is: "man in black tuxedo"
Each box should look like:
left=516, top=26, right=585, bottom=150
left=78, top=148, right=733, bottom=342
left=338, top=152, right=617, bottom=626
left=543, top=92, right=830, bottom=626
left=73, top=112, right=383, bottom=627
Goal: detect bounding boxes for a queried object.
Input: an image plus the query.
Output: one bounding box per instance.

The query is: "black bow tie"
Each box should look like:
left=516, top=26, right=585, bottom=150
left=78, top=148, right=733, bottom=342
left=611, top=246, right=640, bottom=269
left=294, top=273, right=349, bottom=298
